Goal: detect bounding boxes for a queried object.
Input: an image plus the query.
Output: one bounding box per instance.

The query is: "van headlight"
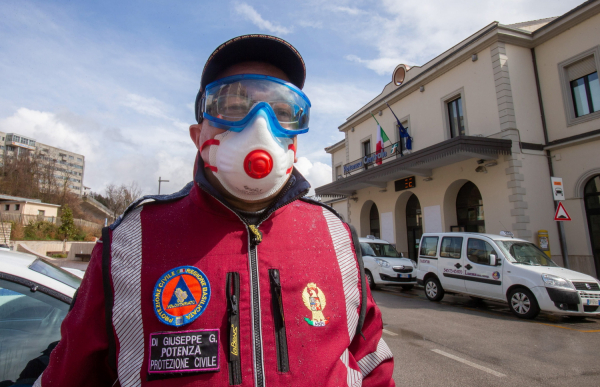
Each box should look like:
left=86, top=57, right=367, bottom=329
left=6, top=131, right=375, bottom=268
left=541, top=274, right=575, bottom=290
left=411, top=260, right=418, bottom=268
left=375, top=258, right=391, bottom=268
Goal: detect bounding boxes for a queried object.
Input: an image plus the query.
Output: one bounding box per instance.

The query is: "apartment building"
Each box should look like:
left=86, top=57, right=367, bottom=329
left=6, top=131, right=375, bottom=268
left=0, top=132, right=85, bottom=195
left=316, top=0, right=600, bottom=278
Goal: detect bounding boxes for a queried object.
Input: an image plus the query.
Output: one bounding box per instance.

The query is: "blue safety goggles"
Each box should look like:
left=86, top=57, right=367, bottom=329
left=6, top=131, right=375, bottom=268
left=198, top=74, right=311, bottom=138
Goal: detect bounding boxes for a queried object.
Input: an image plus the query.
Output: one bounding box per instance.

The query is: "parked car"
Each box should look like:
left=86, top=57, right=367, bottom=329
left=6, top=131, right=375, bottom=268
left=63, top=267, right=86, bottom=278
left=416, top=232, right=600, bottom=319
left=0, top=250, right=81, bottom=385
left=359, top=236, right=418, bottom=290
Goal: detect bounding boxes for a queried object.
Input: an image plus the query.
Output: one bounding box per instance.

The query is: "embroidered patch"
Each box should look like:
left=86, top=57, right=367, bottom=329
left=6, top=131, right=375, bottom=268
left=302, top=282, right=330, bottom=327
left=154, top=266, right=211, bottom=327
left=148, top=329, right=219, bottom=374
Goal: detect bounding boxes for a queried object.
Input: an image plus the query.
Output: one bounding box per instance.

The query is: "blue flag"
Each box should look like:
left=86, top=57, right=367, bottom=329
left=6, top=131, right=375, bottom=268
left=384, top=101, right=412, bottom=151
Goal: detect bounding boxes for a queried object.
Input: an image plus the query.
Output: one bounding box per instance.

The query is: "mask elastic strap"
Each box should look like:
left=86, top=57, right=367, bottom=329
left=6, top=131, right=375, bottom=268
left=200, top=139, right=220, bottom=172
left=200, top=139, right=220, bottom=154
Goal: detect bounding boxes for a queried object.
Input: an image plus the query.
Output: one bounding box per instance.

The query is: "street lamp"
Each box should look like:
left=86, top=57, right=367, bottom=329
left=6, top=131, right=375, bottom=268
left=158, top=176, right=169, bottom=195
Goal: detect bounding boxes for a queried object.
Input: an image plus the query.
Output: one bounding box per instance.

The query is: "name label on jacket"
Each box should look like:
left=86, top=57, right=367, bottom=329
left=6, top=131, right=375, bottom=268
left=148, top=329, right=220, bottom=374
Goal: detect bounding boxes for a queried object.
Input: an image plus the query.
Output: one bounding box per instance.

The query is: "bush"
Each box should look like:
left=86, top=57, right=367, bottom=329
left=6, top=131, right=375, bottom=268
left=10, top=221, right=24, bottom=240
left=24, top=221, right=59, bottom=240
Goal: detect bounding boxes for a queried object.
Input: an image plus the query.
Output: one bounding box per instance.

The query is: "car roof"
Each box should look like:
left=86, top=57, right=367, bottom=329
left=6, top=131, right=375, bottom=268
left=421, top=232, right=529, bottom=243
left=0, top=249, right=77, bottom=298
left=358, top=237, right=391, bottom=244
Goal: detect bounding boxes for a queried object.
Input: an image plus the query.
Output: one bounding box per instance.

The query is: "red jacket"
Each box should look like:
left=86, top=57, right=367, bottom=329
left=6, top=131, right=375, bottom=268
left=36, top=166, right=394, bottom=387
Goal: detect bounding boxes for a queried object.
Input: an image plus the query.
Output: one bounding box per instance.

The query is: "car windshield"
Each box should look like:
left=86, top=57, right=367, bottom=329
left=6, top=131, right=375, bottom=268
left=361, top=242, right=400, bottom=258
left=0, top=278, right=69, bottom=382
left=29, top=259, right=82, bottom=289
left=497, top=241, right=558, bottom=267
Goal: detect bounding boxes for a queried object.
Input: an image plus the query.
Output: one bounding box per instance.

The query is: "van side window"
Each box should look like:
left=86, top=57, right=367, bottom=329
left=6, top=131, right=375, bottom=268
left=419, top=237, right=439, bottom=257
left=467, top=239, right=497, bottom=265
left=440, top=237, right=463, bottom=259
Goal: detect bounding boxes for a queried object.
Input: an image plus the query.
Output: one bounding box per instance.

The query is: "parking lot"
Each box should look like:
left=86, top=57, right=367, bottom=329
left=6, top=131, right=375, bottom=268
left=375, top=286, right=600, bottom=387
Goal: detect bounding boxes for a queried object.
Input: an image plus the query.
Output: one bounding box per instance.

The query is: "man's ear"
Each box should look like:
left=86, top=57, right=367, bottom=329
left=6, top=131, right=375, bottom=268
left=189, top=123, right=202, bottom=150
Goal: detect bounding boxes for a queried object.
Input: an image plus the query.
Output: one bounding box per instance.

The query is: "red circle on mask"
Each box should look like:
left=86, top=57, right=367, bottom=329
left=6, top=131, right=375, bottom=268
left=244, top=150, right=273, bottom=179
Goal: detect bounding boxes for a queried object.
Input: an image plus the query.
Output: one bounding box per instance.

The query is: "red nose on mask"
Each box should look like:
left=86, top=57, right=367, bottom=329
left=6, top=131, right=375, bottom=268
left=244, top=150, right=273, bottom=179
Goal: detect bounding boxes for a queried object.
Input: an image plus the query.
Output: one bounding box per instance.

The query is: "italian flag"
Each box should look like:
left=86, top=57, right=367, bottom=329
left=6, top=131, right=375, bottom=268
left=371, top=113, right=390, bottom=165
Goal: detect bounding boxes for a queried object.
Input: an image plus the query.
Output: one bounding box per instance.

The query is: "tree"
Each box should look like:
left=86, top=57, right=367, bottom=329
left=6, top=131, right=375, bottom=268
left=103, top=182, right=142, bottom=219
left=59, top=204, right=77, bottom=240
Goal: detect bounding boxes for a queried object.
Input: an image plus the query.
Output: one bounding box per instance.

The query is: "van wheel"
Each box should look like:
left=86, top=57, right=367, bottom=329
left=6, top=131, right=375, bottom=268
left=424, top=277, right=444, bottom=301
left=365, top=270, right=377, bottom=290
left=401, top=285, right=414, bottom=291
left=508, top=288, right=540, bottom=319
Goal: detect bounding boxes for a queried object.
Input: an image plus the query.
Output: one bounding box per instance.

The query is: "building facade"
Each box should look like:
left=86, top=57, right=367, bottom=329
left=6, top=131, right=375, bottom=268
left=0, top=132, right=85, bottom=195
left=316, top=1, right=600, bottom=278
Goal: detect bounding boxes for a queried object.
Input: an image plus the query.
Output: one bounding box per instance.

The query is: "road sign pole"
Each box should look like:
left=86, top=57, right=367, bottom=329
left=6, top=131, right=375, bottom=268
left=555, top=200, right=570, bottom=269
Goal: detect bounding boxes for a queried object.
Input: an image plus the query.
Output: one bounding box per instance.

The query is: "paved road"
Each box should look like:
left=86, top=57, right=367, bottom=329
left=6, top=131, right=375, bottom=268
left=374, top=286, right=600, bottom=387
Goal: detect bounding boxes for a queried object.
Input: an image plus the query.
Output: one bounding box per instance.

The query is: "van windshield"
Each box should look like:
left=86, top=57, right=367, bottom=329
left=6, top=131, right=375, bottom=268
left=361, top=243, right=400, bottom=258
left=497, top=241, right=558, bottom=267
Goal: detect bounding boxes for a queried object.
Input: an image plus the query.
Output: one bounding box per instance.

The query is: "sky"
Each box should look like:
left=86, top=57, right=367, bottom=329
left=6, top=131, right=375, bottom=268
left=0, top=0, right=584, bottom=196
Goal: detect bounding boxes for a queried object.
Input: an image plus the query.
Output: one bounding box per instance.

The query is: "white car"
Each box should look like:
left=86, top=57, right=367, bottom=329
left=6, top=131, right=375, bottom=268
left=359, top=236, right=418, bottom=290
left=416, top=232, right=600, bottom=319
left=0, top=250, right=82, bottom=384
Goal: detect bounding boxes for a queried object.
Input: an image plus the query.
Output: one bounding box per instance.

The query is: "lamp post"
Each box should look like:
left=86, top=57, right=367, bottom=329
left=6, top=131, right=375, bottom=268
left=158, top=176, right=169, bottom=195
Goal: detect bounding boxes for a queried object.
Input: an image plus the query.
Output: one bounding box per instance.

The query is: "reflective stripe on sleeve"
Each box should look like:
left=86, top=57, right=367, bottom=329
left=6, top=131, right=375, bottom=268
left=357, top=338, right=394, bottom=378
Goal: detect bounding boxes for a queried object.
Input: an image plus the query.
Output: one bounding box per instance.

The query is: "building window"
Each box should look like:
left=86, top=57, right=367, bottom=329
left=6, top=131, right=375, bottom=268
left=38, top=210, right=45, bottom=216
left=77, top=158, right=82, bottom=162
left=69, top=155, right=74, bottom=160
left=6, top=135, right=12, bottom=141
left=571, top=72, right=599, bottom=117
left=15, top=204, right=20, bottom=211
left=362, top=139, right=371, bottom=170
left=558, top=47, right=600, bottom=126
left=447, top=97, right=465, bottom=138
left=4, top=205, right=9, bottom=211
left=335, top=165, right=342, bottom=180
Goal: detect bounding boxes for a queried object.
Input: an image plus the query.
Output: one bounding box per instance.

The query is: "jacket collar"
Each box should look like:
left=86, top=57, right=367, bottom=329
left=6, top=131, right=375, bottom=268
left=194, top=155, right=311, bottom=224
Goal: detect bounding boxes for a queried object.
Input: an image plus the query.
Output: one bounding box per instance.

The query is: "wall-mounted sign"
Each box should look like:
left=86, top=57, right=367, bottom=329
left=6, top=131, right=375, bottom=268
left=394, top=176, right=416, bottom=192
left=550, top=177, right=565, bottom=201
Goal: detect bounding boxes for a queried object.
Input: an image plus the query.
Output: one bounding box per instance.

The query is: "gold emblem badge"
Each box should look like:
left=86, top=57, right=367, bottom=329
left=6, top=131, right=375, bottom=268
left=302, top=283, right=330, bottom=327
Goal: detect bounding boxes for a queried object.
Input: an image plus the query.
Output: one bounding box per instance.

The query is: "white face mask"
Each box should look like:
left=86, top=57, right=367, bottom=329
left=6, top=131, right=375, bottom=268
left=203, top=109, right=295, bottom=201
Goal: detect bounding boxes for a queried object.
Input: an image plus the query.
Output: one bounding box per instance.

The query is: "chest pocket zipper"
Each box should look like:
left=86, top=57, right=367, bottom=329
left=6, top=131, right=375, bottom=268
left=269, top=269, right=289, bottom=372
left=227, top=272, right=242, bottom=385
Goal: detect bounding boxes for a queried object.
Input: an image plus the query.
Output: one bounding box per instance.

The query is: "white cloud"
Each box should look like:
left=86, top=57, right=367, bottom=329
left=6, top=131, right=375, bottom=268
left=295, top=157, right=332, bottom=196
left=123, top=94, right=170, bottom=120
left=234, top=2, right=292, bottom=35
left=330, top=0, right=583, bottom=75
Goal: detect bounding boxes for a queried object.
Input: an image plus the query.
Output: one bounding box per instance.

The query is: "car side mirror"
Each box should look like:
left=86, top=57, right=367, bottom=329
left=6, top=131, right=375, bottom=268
left=490, top=254, right=497, bottom=266
left=400, top=252, right=404, bottom=258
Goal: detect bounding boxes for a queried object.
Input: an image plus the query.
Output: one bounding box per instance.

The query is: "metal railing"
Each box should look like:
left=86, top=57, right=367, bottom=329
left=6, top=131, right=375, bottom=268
left=342, top=140, right=406, bottom=176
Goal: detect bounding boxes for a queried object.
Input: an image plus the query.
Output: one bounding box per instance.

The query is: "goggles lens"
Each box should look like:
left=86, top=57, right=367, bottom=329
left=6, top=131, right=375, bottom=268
left=203, top=75, right=310, bottom=132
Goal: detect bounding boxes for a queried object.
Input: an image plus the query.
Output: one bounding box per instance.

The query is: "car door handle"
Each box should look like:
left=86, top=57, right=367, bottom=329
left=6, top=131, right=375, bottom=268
left=454, top=263, right=462, bottom=269
left=465, top=264, right=472, bottom=270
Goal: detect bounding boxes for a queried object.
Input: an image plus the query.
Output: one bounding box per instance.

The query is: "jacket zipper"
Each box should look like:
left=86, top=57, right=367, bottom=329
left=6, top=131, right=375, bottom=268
left=197, top=180, right=308, bottom=387
left=269, top=269, right=289, bottom=372
left=227, top=272, right=242, bottom=385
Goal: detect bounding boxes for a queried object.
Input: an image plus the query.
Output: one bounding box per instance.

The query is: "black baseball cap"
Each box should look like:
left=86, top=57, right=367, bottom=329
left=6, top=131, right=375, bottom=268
left=195, top=34, right=306, bottom=123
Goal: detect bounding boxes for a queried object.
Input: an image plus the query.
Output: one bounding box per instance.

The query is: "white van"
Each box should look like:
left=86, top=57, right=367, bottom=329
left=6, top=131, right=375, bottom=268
left=416, top=232, right=600, bottom=319
left=359, top=236, right=418, bottom=290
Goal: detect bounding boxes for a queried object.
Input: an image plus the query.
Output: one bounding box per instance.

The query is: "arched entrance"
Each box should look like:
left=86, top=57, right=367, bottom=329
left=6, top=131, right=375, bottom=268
left=406, top=194, right=422, bottom=259
left=369, top=203, right=380, bottom=238
left=456, top=181, right=485, bottom=232
left=584, top=175, right=600, bottom=278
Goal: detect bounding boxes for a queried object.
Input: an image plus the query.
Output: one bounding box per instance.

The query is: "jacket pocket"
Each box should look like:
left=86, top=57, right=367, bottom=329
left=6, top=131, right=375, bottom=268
left=227, top=272, right=242, bottom=385
left=269, top=269, right=289, bottom=372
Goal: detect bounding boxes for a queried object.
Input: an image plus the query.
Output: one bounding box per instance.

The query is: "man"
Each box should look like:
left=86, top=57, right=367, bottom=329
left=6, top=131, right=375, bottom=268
left=35, top=34, right=394, bottom=387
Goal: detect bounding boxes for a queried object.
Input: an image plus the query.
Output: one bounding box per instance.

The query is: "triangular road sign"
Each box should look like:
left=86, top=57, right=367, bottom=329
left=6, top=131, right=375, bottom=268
left=554, top=202, right=571, bottom=221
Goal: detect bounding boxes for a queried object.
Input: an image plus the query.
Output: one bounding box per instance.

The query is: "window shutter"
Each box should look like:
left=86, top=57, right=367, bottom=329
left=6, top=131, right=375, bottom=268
left=567, top=56, right=596, bottom=81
